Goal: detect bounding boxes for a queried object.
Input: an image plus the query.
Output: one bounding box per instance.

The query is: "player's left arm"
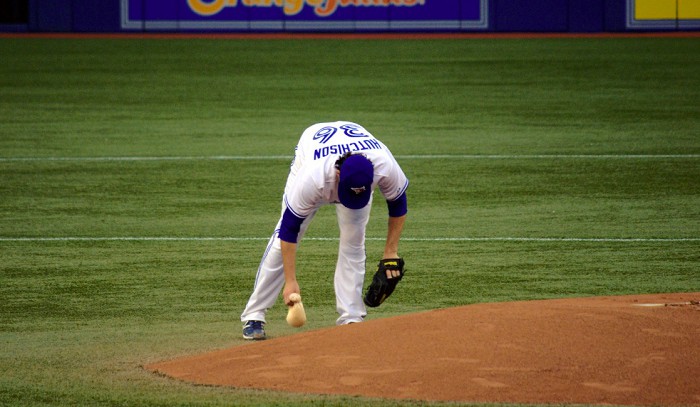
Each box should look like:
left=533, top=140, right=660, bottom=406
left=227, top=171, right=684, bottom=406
left=363, top=166, right=408, bottom=307
left=383, top=212, right=406, bottom=260
left=383, top=190, right=407, bottom=277
left=376, top=150, right=408, bottom=274
left=362, top=195, right=407, bottom=307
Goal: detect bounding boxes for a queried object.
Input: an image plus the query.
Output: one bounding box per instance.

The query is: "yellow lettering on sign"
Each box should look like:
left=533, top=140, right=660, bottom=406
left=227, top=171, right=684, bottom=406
left=188, top=0, right=237, bottom=16
left=284, top=0, right=305, bottom=16
left=315, top=0, right=426, bottom=17
left=188, top=0, right=426, bottom=17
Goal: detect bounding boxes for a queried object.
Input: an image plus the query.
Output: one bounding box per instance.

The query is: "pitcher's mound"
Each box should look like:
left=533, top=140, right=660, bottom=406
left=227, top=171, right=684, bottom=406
left=146, top=293, right=700, bottom=405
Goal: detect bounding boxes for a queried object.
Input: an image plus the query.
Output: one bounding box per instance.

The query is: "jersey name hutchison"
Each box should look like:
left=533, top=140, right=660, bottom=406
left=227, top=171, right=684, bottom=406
left=313, top=139, right=383, bottom=160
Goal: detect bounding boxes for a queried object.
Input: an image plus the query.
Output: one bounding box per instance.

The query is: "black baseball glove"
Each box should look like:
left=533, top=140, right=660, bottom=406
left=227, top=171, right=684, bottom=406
left=363, top=258, right=405, bottom=307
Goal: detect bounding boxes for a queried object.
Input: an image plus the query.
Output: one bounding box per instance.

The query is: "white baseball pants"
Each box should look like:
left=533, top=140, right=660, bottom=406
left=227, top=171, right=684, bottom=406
left=240, top=197, right=372, bottom=326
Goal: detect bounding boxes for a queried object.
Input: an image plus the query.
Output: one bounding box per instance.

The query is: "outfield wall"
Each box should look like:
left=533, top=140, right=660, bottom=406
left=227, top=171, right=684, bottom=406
left=4, top=0, right=700, bottom=32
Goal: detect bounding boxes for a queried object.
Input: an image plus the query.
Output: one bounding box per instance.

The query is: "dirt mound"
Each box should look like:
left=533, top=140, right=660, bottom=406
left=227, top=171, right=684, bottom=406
left=146, top=293, right=700, bottom=405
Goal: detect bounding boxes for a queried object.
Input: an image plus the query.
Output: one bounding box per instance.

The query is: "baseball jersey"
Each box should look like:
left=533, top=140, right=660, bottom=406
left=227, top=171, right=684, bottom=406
left=282, top=121, right=409, bottom=232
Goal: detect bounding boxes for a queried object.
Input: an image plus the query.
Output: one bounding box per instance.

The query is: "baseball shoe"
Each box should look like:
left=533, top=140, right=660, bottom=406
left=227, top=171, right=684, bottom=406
left=242, top=320, right=266, bottom=340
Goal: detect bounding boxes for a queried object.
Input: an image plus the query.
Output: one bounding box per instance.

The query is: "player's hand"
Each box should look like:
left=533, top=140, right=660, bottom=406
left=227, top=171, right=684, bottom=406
left=283, top=281, right=301, bottom=306
left=363, top=258, right=405, bottom=308
left=382, top=256, right=402, bottom=278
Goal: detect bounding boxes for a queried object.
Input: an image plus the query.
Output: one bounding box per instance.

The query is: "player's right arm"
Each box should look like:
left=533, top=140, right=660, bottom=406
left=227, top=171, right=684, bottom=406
left=281, top=240, right=300, bottom=306
left=279, top=206, right=304, bottom=306
left=278, top=169, right=319, bottom=306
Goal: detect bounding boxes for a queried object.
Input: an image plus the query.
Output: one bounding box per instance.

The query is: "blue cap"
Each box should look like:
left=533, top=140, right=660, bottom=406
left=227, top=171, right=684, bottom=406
left=338, top=154, right=374, bottom=209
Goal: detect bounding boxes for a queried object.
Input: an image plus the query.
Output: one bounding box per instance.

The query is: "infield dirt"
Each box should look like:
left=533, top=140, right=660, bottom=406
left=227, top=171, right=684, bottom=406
left=147, top=293, right=700, bottom=405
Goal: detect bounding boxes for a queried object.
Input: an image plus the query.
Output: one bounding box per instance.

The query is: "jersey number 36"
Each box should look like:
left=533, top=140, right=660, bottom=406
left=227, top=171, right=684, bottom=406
left=313, top=124, right=369, bottom=144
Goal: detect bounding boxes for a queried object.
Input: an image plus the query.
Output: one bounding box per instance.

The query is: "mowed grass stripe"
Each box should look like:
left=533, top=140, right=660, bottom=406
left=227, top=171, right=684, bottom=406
left=1, top=236, right=698, bottom=242
left=1, top=154, right=699, bottom=162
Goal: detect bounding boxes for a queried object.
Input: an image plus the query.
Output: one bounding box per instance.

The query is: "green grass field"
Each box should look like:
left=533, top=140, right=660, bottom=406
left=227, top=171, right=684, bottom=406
left=1, top=35, right=699, bottom=406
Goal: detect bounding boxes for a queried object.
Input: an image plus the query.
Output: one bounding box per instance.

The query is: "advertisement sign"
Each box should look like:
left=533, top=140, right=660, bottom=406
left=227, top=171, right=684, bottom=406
left=627, top=0, right=700, bottom=29
left=121, top=0, right=489, bottom=31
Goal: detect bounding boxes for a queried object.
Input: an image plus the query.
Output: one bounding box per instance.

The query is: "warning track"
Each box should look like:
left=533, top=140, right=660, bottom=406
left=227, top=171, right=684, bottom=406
left=2, top=32, right=700, bottom=40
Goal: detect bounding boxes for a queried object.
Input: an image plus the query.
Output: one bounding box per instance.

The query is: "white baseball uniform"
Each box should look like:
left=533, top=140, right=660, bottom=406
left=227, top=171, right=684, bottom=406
left=241, top=121, right=409, bottom=325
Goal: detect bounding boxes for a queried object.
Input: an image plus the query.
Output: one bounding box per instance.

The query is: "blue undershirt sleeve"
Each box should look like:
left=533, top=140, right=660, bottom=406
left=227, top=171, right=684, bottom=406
left=386, top=191, right=408, bottom=217
left=279, top=207, right=305, bottom=243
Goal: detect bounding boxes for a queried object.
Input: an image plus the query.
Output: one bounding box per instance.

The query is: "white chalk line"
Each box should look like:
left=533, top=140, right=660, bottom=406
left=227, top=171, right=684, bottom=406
left=0, top=155, right=292, bottom=162
left=0, top=236, right=698, bottom=243
left=398, top=154, right=700, bottom=159
left=1, top=154, right=699, bottom=162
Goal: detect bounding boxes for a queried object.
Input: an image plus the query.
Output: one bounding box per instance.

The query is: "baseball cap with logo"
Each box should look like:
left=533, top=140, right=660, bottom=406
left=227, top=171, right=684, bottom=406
left=338, top=154, right=374, bottom=209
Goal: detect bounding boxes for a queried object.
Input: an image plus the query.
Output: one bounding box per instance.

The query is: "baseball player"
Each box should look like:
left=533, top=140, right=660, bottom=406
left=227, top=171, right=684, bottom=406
left=241, top=121, right=409, bottom=340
